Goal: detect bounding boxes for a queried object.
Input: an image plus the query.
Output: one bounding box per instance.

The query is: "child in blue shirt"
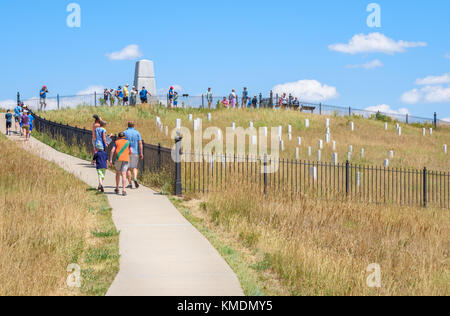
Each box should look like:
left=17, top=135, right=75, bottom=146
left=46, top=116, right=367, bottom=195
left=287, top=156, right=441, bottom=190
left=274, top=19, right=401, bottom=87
left=91, top=144, right=108, bottom=193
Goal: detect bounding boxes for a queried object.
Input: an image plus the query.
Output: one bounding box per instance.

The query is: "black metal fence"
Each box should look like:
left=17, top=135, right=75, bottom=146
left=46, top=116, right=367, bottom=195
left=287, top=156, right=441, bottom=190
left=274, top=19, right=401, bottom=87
left=182, top=152, right=450, bottom=209
left=33, top=115, right=176, bottom=192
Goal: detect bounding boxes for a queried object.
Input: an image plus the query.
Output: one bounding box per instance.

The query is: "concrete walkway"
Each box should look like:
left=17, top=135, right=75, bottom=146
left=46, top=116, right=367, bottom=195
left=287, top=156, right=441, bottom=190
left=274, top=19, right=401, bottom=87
left=1, top=117, right=244, bottom=296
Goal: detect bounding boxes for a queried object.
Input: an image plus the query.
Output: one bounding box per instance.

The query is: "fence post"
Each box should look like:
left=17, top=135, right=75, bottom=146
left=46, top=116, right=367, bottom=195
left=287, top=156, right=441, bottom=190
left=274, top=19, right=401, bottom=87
left=264, top=154, right=268, bottom=195
left=17, top=92, right=21, bottom=105
left=57, top=94, right=60, bottom=110
left=94, top=92, right=97, bottom=107
left=348, top=107, right=351, bottom=117
left=158, top=143, right=162, bottom=170
left=174, top=135, right=183, bottom=196
left=259, top=93, right=262, bottom=109
left=406, top=114, right=409, bottom=124
left=269, top=90, right=273, bottom=108
left=346, top=160, right=350, bottom=196
left=319, top=103, right=322, bottom=115
left=423, top=167, right=427, bottom=208
left=434, top=112, right=437, bottom=129
left=141, top=141, right=145, bottom=173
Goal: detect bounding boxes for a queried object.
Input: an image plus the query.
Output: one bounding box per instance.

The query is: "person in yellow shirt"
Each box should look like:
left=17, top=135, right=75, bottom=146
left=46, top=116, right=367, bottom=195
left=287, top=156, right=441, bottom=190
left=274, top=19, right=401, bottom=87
left=123, top=84, right=130, bottom=106
left=109, top=132, right=133, bottom=196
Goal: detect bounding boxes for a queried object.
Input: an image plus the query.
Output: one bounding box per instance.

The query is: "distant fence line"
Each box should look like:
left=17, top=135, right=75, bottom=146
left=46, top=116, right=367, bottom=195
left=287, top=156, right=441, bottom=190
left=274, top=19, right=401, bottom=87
left=17, top=91, right=448, bottom=128
left=34, top=115, right=449, bottom=209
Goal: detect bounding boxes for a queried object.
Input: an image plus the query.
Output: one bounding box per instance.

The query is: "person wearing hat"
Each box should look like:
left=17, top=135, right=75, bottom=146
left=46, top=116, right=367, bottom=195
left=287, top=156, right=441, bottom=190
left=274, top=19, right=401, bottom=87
left=91, top=144, right=108, bottom=193
left=92, top=114, right=103, bottom=151
left=123, top=84, right=130, bottom=106
left=130, top=86, right=138, bottom=106
left=21, top=110, right=31, bottom=141
left=39, top=85, right=49, bottom=111
left=168, top=86, right=175, bottom=108
left=109, top=132, right=133, bottom=196
left=115, top=86, right=124, bottom=106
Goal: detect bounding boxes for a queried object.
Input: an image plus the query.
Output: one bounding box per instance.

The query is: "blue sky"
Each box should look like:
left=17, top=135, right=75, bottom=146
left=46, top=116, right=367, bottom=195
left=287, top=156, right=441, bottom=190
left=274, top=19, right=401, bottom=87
left=1, top=0, right=449, bottom=119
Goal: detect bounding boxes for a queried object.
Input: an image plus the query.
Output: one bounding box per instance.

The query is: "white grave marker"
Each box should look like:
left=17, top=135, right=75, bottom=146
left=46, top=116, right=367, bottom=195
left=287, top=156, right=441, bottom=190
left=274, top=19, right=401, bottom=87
left=317, top=150, right=322, bottom=162
left=350, top=122, right=355, bottom=132
left=398, top=127, right=402, bottom=136
left=296, top=148, right=300, bottom=160
left=361, top=148, right=365, bottom=159
left=280, top=140, right=285, bottom=151
left=332, top=141, right=336, bottom=151
left=389, top=150, right=394, bottom=159
left=318, top=140, right=323, bottom=149
left=263, top=127, right=268, bottom=137
left=252, top=135, right=257, bottom=146
left=308, top=146, right=312, bottom=157
left=332, top=153, right=338, bottom=165
left=349, top=145, right=353, bottom=153
left=384, top=159, right=389, bottom=168
left=310, top=166, right=317, bottom=181
left=207, top=113, right=212, bottom=121
left=176, top=119, right=181, bottom=130
left=297, top=137, right=302, bottom=146
left=384, top=122, right=388, bottom=130
left=326, top=118, right=330, bottom=128
left=288, top=125, right=292, bottom=134
left=305, top=119, right=310, bottom=128
left=188, top=114, right=193, bottom=121
left=429, top=128, right=433, bottom=135
left=249, top=122, right=254, bottom=128
left=325, top=133, right=331, bottom=144
left=357, top=172, right=361, bottom=188
left=423, top=128, right=426, bottom=136
left=444, top=144, right=447, bottom=154
left=288, top=134, right=292, bottom=141
left=348, top=152, right=352, bottom=161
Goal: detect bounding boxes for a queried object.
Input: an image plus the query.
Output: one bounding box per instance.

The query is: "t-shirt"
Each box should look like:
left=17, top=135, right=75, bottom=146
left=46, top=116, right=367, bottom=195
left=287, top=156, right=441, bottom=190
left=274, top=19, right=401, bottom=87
left=21, top=114, right=30, bottom=125
left=14, top=106, right=22, bottom=117
left=40, top=89, right=47, bottom=99
left=95, top=127, right=107, bottom=150
left=93, top=151, right=108, bottom=170
left=123, top=87, right=129, bottom=97
left=28, top=114, right=34, bottom=126
left=123, top=127, right=142, bottom=155
left=117, top=89, right=123, bottom=98
left=140, top=90, right=148, bottom=98
left=243, top=90, right=248, bottom=99
left=206, top=91, right=213, bottom=101
left=114, top=139, right=131, bottom=162
left=169, top=89, right=174, bottom=99
left=5, top=113, right=12, bottom=123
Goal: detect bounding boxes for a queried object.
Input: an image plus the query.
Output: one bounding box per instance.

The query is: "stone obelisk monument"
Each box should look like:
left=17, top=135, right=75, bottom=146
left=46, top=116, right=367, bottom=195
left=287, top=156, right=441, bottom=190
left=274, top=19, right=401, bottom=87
left=134, top=59, right=157, bottom=102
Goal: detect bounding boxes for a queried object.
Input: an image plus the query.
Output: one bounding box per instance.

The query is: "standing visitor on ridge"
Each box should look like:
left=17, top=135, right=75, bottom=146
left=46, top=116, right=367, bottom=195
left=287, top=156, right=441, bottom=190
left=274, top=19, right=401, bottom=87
left=242, top=88, right=248, bottom=109
left=109, top=132, right=133, bottom=196
left=116, top=86, right=123, bottom=106
left=123, top=84, right=130, bottom=106
left=206, top=88, right=213, bottom=109
left=130, top=86, right=138, bottom=106
left=40, top=86, right=49, bottom=111
left=168, top=86, right=175, bottom=108
left=140, top=87, right=150, bottom=104
left=123, top=122, right=143, bottom=189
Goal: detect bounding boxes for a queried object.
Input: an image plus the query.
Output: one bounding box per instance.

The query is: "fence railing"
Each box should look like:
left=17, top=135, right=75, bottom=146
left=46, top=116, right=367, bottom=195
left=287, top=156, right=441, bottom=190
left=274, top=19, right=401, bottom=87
left=17, top=91, right=448, bottom=128
left=33, top=115, right=177, bottom=193
left=181, top=152, right=450, bottom=209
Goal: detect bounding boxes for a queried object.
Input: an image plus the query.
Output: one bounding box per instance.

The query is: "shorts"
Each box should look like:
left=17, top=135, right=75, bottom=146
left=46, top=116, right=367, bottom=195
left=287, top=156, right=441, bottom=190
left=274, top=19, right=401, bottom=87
left=129, top=154, right=139, bottom=169
left=97, top=168, right=106, bottom=180
left=40, top=98, right=46, bottom=105
left=6, top=122, right=12, bottom=128
left=115, top=161, right=129, bottom=173
left=15, top=116, right=20, bottom=123
left=123, top=97, right=129, bottom=102
left=23, top=125, right=30, bottom=132
left=140, top=98, right=148, bottom=103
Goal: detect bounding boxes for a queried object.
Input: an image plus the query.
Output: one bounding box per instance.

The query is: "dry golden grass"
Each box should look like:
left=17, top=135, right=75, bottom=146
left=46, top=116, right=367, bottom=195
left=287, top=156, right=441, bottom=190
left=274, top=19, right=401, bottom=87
left=41, top=105, right=450, bottom=171
left=196, top=181, right=449, bottom=296
left=0, top=135, right=119, bottom=296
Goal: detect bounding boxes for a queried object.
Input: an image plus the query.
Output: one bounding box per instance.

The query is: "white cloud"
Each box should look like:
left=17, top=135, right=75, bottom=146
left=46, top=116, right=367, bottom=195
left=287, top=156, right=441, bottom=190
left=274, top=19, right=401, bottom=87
left=77, top=85, right=106, bottom=95
left=329, top=33, right=427, bottom=55
left=442, top=118, right=450, bottom=123
left=415, top=73, right=450, bottom=85
left=445, top=53, right=450, bottom=59
left=272, top=80, right=338, bottom=102
left=0, top=99, right=18, bottom=110
left=365, top=104, right=410, bottom=116
left=107, top=44, right=143, bottom=61
left=346, top=59, right=383, bottom=70
left=401, top=86, right=450, bottom=104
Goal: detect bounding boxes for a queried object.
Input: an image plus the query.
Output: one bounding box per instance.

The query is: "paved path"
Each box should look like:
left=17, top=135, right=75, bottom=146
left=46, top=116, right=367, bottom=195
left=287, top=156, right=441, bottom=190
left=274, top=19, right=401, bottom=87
left=1, top=117, right=244, bottom=296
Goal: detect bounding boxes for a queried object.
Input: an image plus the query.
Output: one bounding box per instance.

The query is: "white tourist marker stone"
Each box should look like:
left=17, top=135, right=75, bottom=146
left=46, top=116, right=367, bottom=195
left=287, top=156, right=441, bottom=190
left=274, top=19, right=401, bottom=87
left=325, top=133, right=331, bottom=144
left=297, top=137, right=302, bottom=146
left=332, top=141, right=336, bottom=151
left=326, top=118, right=330, bottom=128
left=384, top=122, right=388, bottom=130
left=207, top=113, right=212, bottom=121
left=308, top=146, right=312, bottom=157
left=317, top=150, right=322, bottom=162
left=318, top=140, right=323, bottom=150
left=361, top=148, right=365, bottom=159
left=288, top=125, right=292, bottom=134
left=326, top=127, right=331, bottom=135
left=350, top=121, right=355, bottom=132
left=384, top=159, right=389, bottom=168
left=176, top=119, right=181, bottom=130
left=296, top=148, right=300, bottom=160
left=305, top=119, right=310, bottom=128
left=252, top=135, right=257, bottom=146
left=398, top=127, right=402, bottom=136
left=444, top=144, right=447, bottom=154
left=332, top=153, right=338, bottom=165
left=423, top=128, right=426, bottom=136
left=389, top=150, right=394, bottom=159
left=396, top=123, right=400, bottom=130
left=310, top=166, right=318, bottom=181
left=429, top=128, right=433, bottom=135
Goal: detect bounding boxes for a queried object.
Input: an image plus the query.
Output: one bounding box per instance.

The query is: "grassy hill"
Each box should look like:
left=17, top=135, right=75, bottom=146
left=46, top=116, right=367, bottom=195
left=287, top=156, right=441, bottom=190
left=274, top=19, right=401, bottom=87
left=0, top=134, right=119, bottom=296
left=41, top=105, right=450, bottom=171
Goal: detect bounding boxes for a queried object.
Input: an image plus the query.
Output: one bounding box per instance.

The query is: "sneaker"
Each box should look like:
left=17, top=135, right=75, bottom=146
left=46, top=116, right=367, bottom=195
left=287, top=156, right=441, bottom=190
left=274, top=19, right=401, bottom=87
left=114, top=189, right=120, bottom=195
left=100, top=186, right=104, bottom=193
left=126, top=184, right=133, bottom=189
left=122, top=191, right=127, bottom=196
left=134, top=181, right=140, bottom=189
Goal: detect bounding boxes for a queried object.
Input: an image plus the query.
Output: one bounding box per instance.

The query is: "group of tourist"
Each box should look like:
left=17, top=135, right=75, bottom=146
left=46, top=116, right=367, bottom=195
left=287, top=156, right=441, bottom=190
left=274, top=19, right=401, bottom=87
left=91, top=115, right=143, bottom=196
left=103, top=85, right=151, bottom=106
left=5, top=102, right=34, bottom=140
